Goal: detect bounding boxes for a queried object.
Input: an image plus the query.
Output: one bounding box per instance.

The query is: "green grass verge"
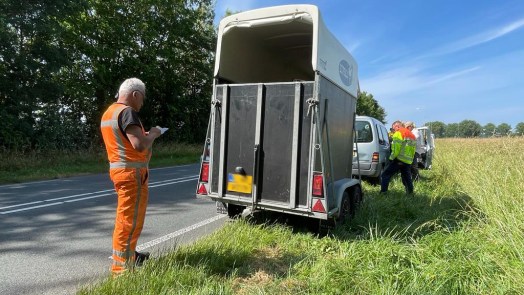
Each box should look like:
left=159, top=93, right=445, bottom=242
left=0, top=142, right=201, bottom=184
left=78, top=137, right=524, bottom=294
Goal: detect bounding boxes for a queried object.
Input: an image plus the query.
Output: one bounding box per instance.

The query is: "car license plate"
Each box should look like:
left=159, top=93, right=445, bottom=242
left=227, top=173, right=253, bottom=194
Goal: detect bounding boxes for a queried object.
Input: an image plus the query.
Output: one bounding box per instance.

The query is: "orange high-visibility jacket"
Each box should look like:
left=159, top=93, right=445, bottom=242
left=100, top=103, right=151, bottom=167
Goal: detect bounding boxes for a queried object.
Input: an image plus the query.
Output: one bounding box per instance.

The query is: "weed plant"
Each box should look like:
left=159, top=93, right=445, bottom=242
left=77, top=137, right=524, bottom=294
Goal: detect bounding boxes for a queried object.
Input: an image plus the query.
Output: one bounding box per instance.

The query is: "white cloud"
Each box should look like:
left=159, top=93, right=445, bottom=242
left=361, top=49, right=524, bottom=126
left=426, top=18, right=524, bottom=57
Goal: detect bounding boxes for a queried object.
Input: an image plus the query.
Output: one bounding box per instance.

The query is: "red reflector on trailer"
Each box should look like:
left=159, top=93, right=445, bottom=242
left=312, top=173, right=323, bottom=197
left=312, top=199, right=326, bottom=213
left=200, top=162, right=209, bottom=182
left=197, top=183, right=207, bottom=195
left=372, top=152, right=379, bottom=162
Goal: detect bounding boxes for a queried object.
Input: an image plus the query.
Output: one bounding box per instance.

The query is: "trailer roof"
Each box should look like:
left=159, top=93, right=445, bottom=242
left=215, top=5, right=359, bottom=97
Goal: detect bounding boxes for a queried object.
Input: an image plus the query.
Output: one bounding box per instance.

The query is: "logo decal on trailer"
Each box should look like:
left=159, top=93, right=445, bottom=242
left=339, top=60, right=353, bottom=87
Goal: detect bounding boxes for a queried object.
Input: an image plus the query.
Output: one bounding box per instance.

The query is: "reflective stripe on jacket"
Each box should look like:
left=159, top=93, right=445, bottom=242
left=100, top=104, right=151, bottom=168
left=389, top=127, right=416, bottom=164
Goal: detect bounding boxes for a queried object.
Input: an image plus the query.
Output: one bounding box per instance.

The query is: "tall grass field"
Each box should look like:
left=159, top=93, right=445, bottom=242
left=75, top=137, right=523, bottom=294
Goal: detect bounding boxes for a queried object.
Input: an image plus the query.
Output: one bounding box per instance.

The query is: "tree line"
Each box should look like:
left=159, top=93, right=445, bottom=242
left=353, top=93, right=524, bottom=139
left=424, top=120, right=524, bottom=138
left=2, top=1, right=516, bottom=154
left=0, top=0, right=216, bottom=152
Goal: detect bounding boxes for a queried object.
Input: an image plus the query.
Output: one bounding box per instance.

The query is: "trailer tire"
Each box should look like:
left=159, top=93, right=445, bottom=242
left=338, top=191, right=354, bottom=224
left=352, top=185, right=362, bottom=205
left=227, top=204, right=244, bottom=219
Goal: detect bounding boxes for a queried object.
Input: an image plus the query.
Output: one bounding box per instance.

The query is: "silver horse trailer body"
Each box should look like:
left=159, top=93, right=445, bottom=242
left=196, top=5, right=361, bottom=225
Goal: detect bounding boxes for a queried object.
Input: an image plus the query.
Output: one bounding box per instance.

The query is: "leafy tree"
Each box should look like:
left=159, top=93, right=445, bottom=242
left=0, top=1, right=88, bottom=150
left=445, top=123, right=459, bottom=137
left=515, top=122, right=524, bottom=136
left=0, top=0, right=216, bottom=151
left=424, top=121, right=446, bottom=138
left=458, top=119, right=482, bottom=137
left=63, top=0, right=216, bottom=144
left=483, top=123, right=496, bottom=137
left=356, top=91, right=386, bottom=123
left=496, top=123, right=512, bottom=136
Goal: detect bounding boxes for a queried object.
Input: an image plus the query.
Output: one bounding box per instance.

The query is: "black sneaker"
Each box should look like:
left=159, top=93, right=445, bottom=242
left=135, top=251, right=150, bottom=267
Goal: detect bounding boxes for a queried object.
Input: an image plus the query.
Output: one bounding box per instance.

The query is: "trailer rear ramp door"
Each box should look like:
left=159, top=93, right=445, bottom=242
left=211, top=82, right=313, bottom=209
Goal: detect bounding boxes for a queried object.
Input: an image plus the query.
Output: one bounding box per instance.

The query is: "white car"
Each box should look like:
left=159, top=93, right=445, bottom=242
left=415, top=126, right=435, bottom=169
left=352, top=116, right=391, bottom=184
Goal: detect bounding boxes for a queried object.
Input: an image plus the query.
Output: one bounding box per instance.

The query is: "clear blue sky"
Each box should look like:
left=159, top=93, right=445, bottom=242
left=214, top=0, right=524, bottom=128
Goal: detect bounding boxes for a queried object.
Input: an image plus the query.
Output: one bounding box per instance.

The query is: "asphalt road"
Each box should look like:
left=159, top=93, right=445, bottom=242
left=0, top=163, right=226, bottom=295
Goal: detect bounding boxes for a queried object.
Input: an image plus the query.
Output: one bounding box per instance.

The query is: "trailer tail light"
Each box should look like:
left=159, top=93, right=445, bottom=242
left=200, top=162, right=209, bottom=182
left=312, top=173, right=323, bottom=197
left=197, top=183, right=207, bottom=195
left=372, top=152, right=379, bottom=162
left=312, top=199, right=326, bottom=213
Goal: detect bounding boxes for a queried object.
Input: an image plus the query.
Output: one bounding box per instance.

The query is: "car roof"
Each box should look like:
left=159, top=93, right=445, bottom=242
left=355, top=115, right=385, bottom=126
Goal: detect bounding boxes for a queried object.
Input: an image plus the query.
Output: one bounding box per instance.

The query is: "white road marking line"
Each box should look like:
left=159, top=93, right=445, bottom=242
left=136, top=215, right=226, bottom=251
left=0, top=176, right=199, bottom=215
left=149, top=177, right=197, bottom=188
left=1, top=202, right=64, bottom=214
left=0, top=165, right=198, bottom=188
left=64, top=193, right=114, bottom=203
left=0, top=200, right=44, bottom=210
left=108, top=215, right=226, bottom=260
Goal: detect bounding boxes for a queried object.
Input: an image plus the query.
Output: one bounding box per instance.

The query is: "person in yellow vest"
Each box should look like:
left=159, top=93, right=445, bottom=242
left=404, top=121, right=421, bottom=181
left=380, top=120, right=417, bottom=194
left=100, top=78, right=164, bottom=276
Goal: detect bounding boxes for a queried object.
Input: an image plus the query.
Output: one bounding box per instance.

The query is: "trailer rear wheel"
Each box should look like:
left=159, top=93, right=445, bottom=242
left=227, top=204, right=245, bottom=218
left=338, top=191, right=354, bottom=224
left=353, top=185, right=363, bottom=204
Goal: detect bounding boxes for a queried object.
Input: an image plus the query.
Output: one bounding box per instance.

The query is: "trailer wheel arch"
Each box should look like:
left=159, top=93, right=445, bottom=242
left=331, top=178, right=361, bottom=219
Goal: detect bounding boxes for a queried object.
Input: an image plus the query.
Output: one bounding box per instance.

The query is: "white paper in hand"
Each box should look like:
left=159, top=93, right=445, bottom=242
left=159, top=127, right=169, bottom=135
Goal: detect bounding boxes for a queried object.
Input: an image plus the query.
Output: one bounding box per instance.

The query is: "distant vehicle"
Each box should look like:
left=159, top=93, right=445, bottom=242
left=415, top=126, right=435, bottom=169
left=352, top=116, right=390, bottom=184
left=196, top=4, right=362, bottom=229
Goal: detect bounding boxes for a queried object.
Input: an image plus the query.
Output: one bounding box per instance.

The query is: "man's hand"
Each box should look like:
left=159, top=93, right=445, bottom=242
left=127, top=125, right=161, bottom=152
left=148, top=126, right=162, bottom=138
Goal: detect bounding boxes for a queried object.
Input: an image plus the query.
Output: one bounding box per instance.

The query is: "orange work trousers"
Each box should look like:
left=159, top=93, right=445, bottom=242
left=109, top=167, right=149, bottom=275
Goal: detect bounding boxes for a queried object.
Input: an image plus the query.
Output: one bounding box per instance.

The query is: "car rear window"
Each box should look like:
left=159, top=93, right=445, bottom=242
left=355, top=121, right=373, bottom=143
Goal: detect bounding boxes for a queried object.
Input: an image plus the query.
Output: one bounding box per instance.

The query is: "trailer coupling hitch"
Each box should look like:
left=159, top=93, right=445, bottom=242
left=306, top=97, right=319, bottom=116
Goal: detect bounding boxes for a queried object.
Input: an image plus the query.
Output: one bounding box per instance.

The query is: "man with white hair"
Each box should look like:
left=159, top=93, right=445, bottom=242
left=100, top=77, right=164, bottom=276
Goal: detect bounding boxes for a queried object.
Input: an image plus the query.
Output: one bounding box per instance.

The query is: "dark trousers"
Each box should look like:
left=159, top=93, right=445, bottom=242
left=411, top=152, right=420, bottom=181
left=381, top=159, right=414, bottom=194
